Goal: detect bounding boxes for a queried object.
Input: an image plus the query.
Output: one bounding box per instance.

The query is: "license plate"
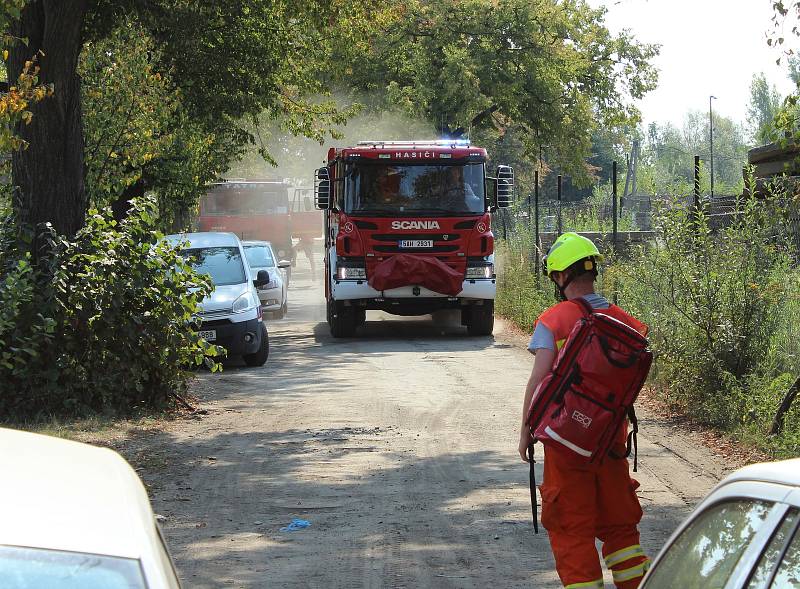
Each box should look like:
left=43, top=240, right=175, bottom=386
left=399, top=240, right=433, bottom=248
left=198, top=330, right=217, bottom=341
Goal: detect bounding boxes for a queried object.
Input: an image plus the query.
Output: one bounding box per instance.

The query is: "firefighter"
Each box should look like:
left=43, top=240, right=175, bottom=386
left=519, top=232, right=650, bottom=589
left=375, top=167, right=402, bottom=205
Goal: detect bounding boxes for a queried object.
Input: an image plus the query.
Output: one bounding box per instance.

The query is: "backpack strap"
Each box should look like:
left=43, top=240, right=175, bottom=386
left=627, top=407, right=639, bottom=473
left=609, top=407, right=639, bottom=472
left=527, top=442, right=539, bottom=534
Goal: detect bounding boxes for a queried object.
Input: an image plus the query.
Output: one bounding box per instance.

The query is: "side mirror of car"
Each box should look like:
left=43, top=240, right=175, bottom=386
left=277, top=260, right=291, bottom=269
left=315, top=168, right=331, bottom=210
left=254, top=269, right=270, bottom=288
left=495, top=165, right=514, bottom=209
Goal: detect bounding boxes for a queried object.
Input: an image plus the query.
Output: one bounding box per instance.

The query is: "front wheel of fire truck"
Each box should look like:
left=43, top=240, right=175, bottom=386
left=466, top=300, right=495, bottom=336
left=328, top=299, right=358, bottom=338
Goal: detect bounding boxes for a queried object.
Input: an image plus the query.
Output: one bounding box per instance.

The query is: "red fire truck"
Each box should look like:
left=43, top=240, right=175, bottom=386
left=314, top=139, right=513, bottom=337
left=197, top=180, right=294, bottom=261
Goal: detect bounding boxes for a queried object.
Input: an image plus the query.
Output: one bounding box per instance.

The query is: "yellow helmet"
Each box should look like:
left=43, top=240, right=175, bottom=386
left=543, top=232, right=603, bottom=277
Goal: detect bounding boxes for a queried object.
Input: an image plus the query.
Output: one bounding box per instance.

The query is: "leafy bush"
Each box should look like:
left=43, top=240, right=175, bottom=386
left=0, top=195, right=221, bottom=420
left=616, top=193, right=794, bottom=430
left=496, top=186, right=800, bottom=455
left=495, top=224, right=556, bottom=330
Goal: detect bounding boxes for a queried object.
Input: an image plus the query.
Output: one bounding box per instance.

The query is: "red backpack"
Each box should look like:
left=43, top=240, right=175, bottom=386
left=526, top=298, right=652, bottom=467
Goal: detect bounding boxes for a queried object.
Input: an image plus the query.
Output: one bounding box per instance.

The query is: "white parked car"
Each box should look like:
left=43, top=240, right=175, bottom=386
left=166, top=232, right=269, bottom=366
left=243, top=240, right=290, bottom=318
left=0, top=427, right=182, bottom=588
left=642, top=458, right=800, bottom=588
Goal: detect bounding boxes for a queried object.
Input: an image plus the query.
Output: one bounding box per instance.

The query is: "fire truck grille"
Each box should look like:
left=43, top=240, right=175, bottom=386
left=371, top=233, right=461, bottom=242
left=373, top=244, right=460, bottom=253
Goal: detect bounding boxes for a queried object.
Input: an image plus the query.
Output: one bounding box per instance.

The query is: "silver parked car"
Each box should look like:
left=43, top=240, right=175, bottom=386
left=642, top=458, right=800, bottom=588
left=166, top=232, right=269, bottom=366
left=243, top=240, right=290, bottom=318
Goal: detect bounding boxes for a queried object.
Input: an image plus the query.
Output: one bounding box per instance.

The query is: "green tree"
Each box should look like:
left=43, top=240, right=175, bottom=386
left=5, top=0, right=373, bottom=243
left=334, top=0, right=658, bottom=183
left=746, top=73, right=783, bottom=145
left=770, top=2, right=800, bottom=143
left=641, top=111, right=748, bottom=194
left=79, top=19, right=230, bottom=231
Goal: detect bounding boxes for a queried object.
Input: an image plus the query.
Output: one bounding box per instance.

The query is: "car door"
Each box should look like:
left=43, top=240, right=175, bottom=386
left=642, top=481, right=796, bottom=589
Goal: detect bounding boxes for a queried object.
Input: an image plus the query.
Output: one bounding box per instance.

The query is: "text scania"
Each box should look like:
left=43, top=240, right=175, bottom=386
left=391, top=220, right=441, bottom=230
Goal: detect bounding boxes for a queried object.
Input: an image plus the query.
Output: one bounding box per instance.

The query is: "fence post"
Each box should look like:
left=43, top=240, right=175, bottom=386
left=534, top=169, right=540, bottom=272
left=527, top=183, right=532, bottom=226
left=612, top=161, right=618, bottom=248
left=557, top=174, right=563, bottom=235
left=693, top=155, right=701, bottom=227
left=612, top=161, right=619, bottom=305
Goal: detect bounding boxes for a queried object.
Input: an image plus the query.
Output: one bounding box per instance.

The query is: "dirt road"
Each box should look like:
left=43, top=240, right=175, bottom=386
left=142, top=256, right=736, bottom=588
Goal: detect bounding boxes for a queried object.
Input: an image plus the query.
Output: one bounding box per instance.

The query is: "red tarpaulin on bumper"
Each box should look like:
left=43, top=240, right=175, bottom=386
left=368, top=254, right=464, bottom=296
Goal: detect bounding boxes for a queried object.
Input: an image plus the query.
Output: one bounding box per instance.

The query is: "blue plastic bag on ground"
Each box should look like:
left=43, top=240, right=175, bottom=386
left=280, top=518, right=311, bottom=532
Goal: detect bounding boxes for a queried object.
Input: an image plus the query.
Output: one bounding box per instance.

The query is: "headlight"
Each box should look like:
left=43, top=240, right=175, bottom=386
left=336, top=266, right=367, bottom=280
left=465, top=264, right=494, bottom=279
left=232, top=292, right=258, bottom=313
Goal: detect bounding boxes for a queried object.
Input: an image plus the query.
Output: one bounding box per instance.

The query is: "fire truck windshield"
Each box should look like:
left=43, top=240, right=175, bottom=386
left=201, top=183, right=289, bottom=215
left=344, top=163, right=485, bottom=216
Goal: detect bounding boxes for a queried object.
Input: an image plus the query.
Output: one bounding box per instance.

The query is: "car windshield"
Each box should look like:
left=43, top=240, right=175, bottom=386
left=181, top=246, right=246, bottom=286
left=244, top=245, right=276, bottom=268
left=344, top=163, right=485, bottom=216
left=0, top=546, right=146, bottom=589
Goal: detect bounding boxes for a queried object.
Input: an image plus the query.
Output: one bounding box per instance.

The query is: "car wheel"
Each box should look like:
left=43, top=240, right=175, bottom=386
left=243, top=323, right=269, bottom=366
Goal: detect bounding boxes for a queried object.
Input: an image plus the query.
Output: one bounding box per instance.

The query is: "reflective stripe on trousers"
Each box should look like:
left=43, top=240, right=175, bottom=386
left=604, top=544, right=645, bottom=568
left=611, top=559, right=651, bottom=584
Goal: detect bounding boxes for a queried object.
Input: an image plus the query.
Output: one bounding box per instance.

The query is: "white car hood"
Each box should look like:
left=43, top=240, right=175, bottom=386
left=201, top=283, right=249, bottom=313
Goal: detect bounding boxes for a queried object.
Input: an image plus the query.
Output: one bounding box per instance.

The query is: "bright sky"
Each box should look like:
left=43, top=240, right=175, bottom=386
left=589, top=0, right=798, bottom=129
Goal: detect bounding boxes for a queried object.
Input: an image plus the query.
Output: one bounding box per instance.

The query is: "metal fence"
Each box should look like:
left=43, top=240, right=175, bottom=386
left=496, top=156, right=800, bottom=260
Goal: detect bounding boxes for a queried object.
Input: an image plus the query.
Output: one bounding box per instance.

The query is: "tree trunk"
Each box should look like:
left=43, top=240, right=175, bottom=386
left=8, top=1, right=88, bottom=241
left=770, top=376, right=800, bottom=436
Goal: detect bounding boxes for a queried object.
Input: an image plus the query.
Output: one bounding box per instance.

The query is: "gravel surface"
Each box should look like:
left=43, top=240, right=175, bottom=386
left=125, top=256, right=738, bottom=588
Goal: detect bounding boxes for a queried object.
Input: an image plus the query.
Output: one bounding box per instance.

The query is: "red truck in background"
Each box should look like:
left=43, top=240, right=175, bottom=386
left=197, top=180, right=294, bottom=261
left=314, top=139, right=514, bottom=337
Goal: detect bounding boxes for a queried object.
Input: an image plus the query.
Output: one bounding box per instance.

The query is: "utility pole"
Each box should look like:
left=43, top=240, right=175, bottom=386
left=557, top=174, right=563, bottom=235
left=534, top=169, right=540, bottom=256
left=612, top=161, right=618, bottom=247
left=709, top=95, right=717, bottom=197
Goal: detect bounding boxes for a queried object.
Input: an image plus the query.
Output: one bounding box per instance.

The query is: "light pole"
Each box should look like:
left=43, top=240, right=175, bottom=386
left=709, top=95, right=717, bottom=197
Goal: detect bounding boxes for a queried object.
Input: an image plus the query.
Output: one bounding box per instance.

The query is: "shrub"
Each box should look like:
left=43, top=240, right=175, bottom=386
left=495, top=224, right=556, bottom=331
left=0, top=195, right=221, bottom=420
left=496, top=186, right=800, bottom=455
left=616, top=192, right=796, bottom=433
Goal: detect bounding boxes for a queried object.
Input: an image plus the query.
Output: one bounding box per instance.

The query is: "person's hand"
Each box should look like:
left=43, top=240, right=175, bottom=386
left=518, top=426, right=533, bottom=462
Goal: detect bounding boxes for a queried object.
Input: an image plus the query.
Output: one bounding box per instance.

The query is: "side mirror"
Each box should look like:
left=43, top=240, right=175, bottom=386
left=277, top=260, right=291, bottom=269
left=254, top=269, right=270, bottom=288
left=314, top=167, right=331, bottom=210
left=495, top=165, right=514, bottom=208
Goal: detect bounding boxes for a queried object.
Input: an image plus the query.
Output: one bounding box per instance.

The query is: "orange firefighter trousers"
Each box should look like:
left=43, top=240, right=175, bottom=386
left=539, top=445, right=650, bottom=589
